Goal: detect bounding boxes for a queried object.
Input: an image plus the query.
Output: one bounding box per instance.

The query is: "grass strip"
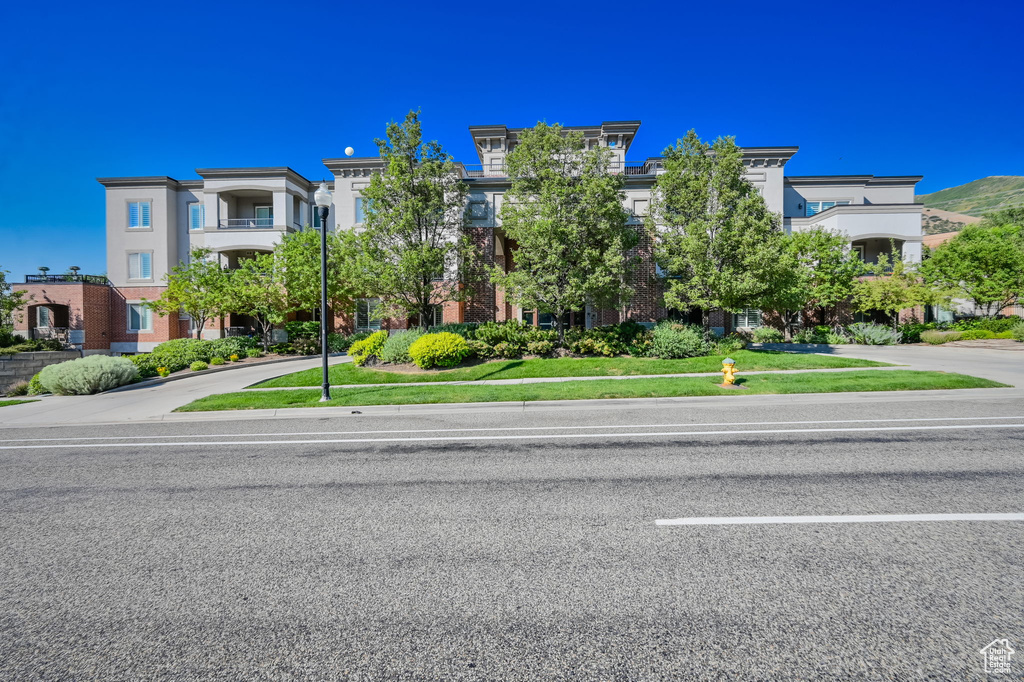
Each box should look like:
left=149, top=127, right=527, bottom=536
left=0, top=399, right=39, bottom=408
left=178, top=370, right=1005, bottom=412
left=253, top=350, right=892, bottom=388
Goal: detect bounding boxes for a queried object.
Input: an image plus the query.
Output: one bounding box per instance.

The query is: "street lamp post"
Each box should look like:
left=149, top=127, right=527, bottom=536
left=314, top=181, right=333, bottom=402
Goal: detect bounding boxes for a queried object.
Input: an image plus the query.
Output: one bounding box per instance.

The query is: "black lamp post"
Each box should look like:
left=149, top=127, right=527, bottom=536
left=314, top=181, right=334, bottom=402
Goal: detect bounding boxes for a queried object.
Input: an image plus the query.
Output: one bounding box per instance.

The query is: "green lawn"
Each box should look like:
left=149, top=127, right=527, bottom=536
left=0, top=399, right=39, bottom=408
left=177, top=370, right=1005, bottom=412
left=253, top=350, right=893, bottom=388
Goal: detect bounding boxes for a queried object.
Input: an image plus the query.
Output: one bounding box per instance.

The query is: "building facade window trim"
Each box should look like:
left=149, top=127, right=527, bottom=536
left=355, top=298, right=381, bottom=331
left=733, top=308, right=763, bottom=329
left=127, top=200, right=152, bottom=229
left=127, top=251, right=153, bottom=281
left=127, top=302, right=153, bottom=333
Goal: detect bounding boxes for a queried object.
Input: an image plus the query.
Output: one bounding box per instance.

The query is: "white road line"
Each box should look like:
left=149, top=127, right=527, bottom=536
left=655, top=513, right=1024, bottom=526
left=1, top=422, right=1023, bottom=450
left=0, top=415, right=1020, bottom=443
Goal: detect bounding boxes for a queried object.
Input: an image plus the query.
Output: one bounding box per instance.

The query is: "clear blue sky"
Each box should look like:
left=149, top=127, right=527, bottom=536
left=1, top=0, right=1021, bottom=281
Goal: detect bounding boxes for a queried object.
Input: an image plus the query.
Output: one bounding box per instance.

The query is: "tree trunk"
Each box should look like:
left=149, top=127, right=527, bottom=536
left=701, top=309, right=712, bottom=342
left=555, top=312, right=566, bottom=346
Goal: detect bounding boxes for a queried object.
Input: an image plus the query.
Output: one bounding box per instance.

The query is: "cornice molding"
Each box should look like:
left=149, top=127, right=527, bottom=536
left=96, top=176, right=180, bottom=188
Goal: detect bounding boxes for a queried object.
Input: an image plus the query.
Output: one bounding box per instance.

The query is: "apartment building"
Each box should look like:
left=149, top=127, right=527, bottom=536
left=13, top=120, right=924, bottom=353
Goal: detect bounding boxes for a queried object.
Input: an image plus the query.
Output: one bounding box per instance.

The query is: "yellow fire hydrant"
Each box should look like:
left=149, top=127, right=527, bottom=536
left=721, top=358, right=738, bottom=386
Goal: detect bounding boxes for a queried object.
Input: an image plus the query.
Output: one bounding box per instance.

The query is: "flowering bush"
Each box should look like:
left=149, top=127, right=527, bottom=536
left=229, top=354, right=240, bottom=362
left=408, top=332, right=471, bottom=369
left=156, top=366, right=171, bottom=378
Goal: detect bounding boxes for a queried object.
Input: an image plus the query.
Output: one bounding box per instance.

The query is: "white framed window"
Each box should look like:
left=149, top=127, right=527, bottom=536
left=733, top=309, right=762, bottom=328
left=805, top=200, right=850, bottom=216
left=37, top=307, right=51, bottom=328
left=128, top=201, right=151, bottom=229
left=188, top=202, right=205, bottom=230
left=127, top=303, right=152, bottom=332
left=355, top=197, right=366, bottom=224
left=312, top=204, right=322, bottom=228
left=128, top=252, right=152, bottom=280
left=254, top=206, right=273, bottom=227
left=356, top=298, right=381, bottom=331
left=428, top=304, right=443, bottom=327
left=851, top=245, right=865, bottom=261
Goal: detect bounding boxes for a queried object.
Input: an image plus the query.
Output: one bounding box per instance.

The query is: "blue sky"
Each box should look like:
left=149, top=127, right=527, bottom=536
left=1, top=0, right=1021, bottom=281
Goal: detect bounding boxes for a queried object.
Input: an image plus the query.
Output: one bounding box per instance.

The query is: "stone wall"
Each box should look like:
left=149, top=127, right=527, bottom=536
left=0, top=351, right=81, bottom=394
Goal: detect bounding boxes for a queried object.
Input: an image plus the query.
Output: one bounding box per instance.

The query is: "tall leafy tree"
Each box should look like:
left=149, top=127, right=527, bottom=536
left=490, top=122, right=637, bottom=343
left=274, top=229, right=357, bottom=327
left=760, top=227, right=865, bottom=336
left=852, top=244, right=934, bottom=329
left=356, top=110, right=478, bottom=327
left=0, top=266, right=29, bottom=333
left=648, top=130, right=783, bottom=336
left=921, top=220, right=1024, bottom=317
left=227, top=253, right=291, bottom=351
left=145, top=248, right=230, bottom=339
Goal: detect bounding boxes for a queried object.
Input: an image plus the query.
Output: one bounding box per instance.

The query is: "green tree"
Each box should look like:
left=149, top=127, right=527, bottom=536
left=489, top=122, right=637, bottom=343
left=852, top=244, right=934, bottom=329
left=356, top=110, right=478, bottom=327
left=921, top=223, right=1024, bottom=317
left=274, top=229, right=358, bottom=328
left=227, top=253, right=291, bottom=350
left=144, top=248, right=231, bottom=339
left=0, top=266, right=29, bottom=332
left=649, top=130, right=783, bottom=337
left=760, top=227, right=865, bottom=337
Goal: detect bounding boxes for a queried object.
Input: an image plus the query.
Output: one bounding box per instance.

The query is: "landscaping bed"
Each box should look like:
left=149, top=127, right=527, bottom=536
left=177, top=370, right=1007, bottom=412
left=254, top=350, right=892, bottom=388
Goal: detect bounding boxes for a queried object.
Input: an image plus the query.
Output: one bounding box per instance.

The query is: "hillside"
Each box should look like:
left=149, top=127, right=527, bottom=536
left=916, top=175, right=1024, bottom=217
left=920, top=207, right=982, bottom=235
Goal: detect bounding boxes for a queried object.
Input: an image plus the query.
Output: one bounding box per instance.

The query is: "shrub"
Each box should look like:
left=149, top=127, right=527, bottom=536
left=1010, top=322, right=1024, bottom=341
left=466, top=339, right=495, bottom=359
left=649, top=323, right=712, bottom=359
left=473, top=320, right=532, bottom=348
left=6, top=381, right=29, bottom=396
left=290, top=338, right=319, bottom=355
left=952, top=316, right=1020, bottom=333
left=269, top=343, right=294, bottom=355
left=898, top=322, right=938, bottom=344
left=567, top=336, right=615, bottom=356
left=715, top=335, right=747, bottom=354
left=208, top=337, right=259, bottom=358
left=428, top=322, right=479, bottom=339
left=156, top=366, right=171, bottom=378
left=751, top=327, right=785, bottom=343
left=526, top=339, right=554, bottom=356
left=921, top=330, right=962, bottom=345
left=492, top=341, right=523, bottom=359
left=190, top=361, right=209, bottom=371
left=348, top=330, right=388, bottom=366
left=228, top=354, right=240, bottom=361
left=28, top=373, right=45, bottom=395
left=326, top=332, right=348, bottom=352
left=380, top=329, right=424, bottom=364
left=130, top=353, right=160, bottom=379
left=210, top=356, right=225, bottom=365
left=995, top=330, right=1014, bottom=339
left=0, top=339, right=64, bottom=354
left=246, top=348, right=263, bottom=358
left=148, top=339, right=215, bottom=373
left=0, top=330, right=24, bottom=347
left=408, top=332, right=471, bottom=369
left=38, top=355, right=138, bottom=395
left=958, top=329, right=995, bottom=340
left=848, top=322, right=901, bottom=345
left=285, top=320, right=320, bottom=340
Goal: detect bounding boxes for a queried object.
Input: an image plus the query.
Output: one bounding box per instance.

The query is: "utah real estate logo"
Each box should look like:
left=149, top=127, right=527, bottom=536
left=980, top=638, right=1014, bottom=674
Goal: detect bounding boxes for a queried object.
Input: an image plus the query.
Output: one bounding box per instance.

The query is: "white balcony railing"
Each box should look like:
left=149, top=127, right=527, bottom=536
left=218, top=218, right=275, bottom=229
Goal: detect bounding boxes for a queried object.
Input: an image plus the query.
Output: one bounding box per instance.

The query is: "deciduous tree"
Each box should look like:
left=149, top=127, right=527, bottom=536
left=356, top=110, right=478, bottom=327
left=648, top=130, right=783, bottom=337
left=0, top=267, right=29, bottom=333
left=145, top=248, right=230, bottom=339
left=274, top=229, right=357, bottom=328
left=852, top=244, right=934, bottom=329
left=490, top=122, right=637, bottom=343
left=227, top=253, right=291, bottom=350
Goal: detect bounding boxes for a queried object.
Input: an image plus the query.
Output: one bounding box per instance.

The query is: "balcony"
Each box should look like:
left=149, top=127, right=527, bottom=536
left=218, top=217, right=275, bottom=230
left=460, top=160, right=660, bottom=179
left=24, top=274, right=110, bottom=285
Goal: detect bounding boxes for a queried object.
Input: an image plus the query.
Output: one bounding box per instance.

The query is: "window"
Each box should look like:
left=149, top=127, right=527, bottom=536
left=733, top=309, right=762, bottom=329
left=355, top=298, right=381, bottom=331
left=632, top=199, right=649, bottom=217
left=355, top=197, right=366, bottom=224
left=128, top=201, right=151, bottom=229
left=255, top=206, right=272, bottom=227
left=851, top=245, right=865, bottom=261
left=128, top=252, right=152, bottom=280
left=805, top=200, right=850, bottom=216
left=188, top=202, right=205, bottom=231
left=429, top=304, right=443, bottom=327
left=127, top=303, right=152, bottom=332
left=37, top=307, right=51, bottom=327
left=313, top=204, right=321, bottom=228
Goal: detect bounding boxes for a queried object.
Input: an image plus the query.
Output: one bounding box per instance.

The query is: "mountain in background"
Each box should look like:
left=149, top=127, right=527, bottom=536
left=915, top=175, right=1024, bottom=235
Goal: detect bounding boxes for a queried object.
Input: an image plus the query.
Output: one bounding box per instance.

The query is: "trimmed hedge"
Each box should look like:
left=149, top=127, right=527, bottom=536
left=349, top=330, right=388, bottom=366
left=408, top=332, right=471, bottom=369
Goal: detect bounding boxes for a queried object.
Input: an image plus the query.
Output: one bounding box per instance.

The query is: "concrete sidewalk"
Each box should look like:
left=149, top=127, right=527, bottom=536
left=0, top=355, right=352, bottom=427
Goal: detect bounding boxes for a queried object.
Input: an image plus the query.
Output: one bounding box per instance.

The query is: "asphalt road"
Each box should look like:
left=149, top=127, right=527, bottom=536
left=1, top=395, right=1022, bottom=680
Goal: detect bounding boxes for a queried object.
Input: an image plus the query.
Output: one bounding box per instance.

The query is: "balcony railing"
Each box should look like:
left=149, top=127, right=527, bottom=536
left=30, top=327, right=70, bottom=344
left=218, top=218, right=275, bottom=229
left=24, top=274, right=110, bottom=285
left=461, top=160, right=659, bottom=178
left=462, top=164, right=506, bottom=178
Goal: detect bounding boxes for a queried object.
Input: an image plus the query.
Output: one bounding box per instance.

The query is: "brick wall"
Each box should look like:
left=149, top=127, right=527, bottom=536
left=11, top=282, right=112, bottom=351
left=109, top=286, right=183, bottom=347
